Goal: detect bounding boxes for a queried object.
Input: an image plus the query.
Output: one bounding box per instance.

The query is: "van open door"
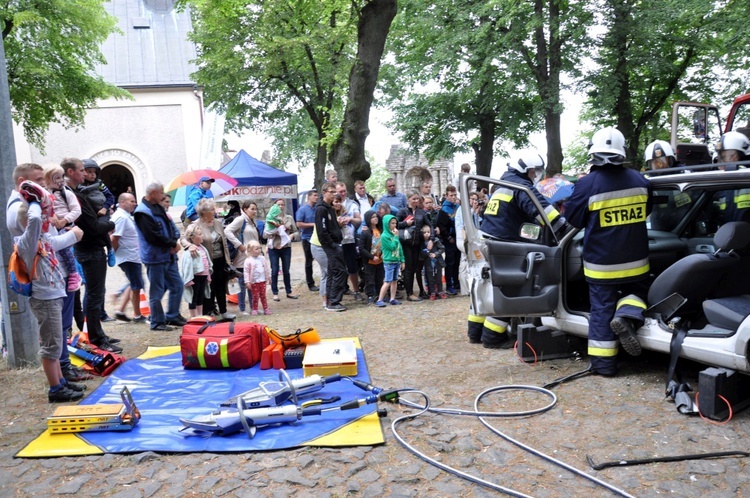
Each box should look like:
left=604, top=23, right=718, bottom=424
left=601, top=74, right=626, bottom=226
left=671, top=102, right=722, bottom=165
left=461, top=173, right=563, bottom=318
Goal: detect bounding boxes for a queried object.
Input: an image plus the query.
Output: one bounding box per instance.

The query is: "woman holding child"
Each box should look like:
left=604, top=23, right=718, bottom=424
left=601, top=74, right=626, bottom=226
left=181, top=198, right=235, bottom=320
left=225, top=200, right=261, bottom=315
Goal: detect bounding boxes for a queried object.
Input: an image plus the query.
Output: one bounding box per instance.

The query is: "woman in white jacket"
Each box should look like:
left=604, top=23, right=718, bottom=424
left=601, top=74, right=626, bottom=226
left=224, top=201, right=260, bottom=315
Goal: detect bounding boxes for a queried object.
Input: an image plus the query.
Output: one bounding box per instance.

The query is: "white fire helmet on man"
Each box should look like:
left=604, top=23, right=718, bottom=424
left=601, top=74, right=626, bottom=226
left=508, top=150, right=545, bottom=183
left=588, top=127, right=626, bottom=166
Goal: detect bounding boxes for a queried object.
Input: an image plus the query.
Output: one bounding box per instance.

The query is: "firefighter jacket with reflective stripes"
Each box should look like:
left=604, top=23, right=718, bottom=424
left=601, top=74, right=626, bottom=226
left=565, top=166, right=652, bottom=283
left=718, top=188, right=750, bottom=224
left=480, top=170, right=564, bottom=242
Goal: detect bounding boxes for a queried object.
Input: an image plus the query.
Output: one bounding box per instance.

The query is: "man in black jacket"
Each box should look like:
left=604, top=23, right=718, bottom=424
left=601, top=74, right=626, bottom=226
left=62, top=157, right=121, bottom=353
left=315, top=182, right=347, bottom=312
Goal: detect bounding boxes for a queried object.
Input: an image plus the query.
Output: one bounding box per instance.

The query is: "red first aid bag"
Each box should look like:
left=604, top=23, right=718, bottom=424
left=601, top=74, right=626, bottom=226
left=180, top=319, right=271, bottom=369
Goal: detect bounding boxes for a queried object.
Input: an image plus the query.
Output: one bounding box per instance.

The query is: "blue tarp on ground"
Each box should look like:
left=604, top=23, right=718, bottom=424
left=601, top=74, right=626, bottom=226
left=18, top=343, right=384, bottom=457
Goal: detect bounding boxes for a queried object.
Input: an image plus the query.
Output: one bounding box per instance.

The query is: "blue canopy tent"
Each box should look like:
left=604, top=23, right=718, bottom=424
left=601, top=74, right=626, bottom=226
left=217, top=149, right=299, bottom=214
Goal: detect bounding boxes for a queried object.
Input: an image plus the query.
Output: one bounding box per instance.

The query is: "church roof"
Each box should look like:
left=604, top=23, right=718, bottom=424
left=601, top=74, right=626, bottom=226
left=96, top=0, right=197, bottom=88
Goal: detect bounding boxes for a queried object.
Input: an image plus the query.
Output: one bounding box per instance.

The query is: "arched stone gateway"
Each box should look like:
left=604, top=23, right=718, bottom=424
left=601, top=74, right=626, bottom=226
left=100, top=164, right=136, bottom=200
left=89, top=148, right=149, bottom=199
left=404, top=166, right=433, bottom=192
left=385, top=145, right=453, bottom=196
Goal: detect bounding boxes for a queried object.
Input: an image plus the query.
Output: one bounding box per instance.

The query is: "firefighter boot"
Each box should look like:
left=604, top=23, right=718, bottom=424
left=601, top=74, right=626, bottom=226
left=610, top=317, right=642, bottom=357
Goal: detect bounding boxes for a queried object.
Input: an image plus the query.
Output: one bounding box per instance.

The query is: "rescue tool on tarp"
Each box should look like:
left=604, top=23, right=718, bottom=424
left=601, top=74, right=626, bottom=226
left=178, top=370, right=397, bottom=437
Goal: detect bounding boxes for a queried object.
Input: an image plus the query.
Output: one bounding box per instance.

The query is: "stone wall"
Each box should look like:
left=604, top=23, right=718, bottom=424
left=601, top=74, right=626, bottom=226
left=384, top=145, right=454, bottom=195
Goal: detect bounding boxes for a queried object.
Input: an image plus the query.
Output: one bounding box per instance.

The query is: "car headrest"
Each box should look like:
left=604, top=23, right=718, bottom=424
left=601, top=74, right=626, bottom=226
left=714, top=221, right=750, bottom=251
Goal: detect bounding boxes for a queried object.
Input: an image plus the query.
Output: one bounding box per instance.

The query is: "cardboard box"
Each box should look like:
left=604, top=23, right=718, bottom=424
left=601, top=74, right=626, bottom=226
left=303, top=339, right=358, bottom=376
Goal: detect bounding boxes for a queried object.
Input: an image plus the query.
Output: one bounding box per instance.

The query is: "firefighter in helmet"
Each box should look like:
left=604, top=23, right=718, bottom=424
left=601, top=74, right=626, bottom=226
left=564, top=127, right=652, bottom=375
left=644, top=140, right=676, bottom=171
left=468, top=150, right=568, bottom=348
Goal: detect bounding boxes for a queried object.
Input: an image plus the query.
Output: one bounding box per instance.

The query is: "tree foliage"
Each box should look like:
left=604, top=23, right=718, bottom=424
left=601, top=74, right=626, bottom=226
left=1, top=0, right=129, bottom=149
left=384, top=0, right=590, bottom=178
left=583, top=0, right=722, bottom=169
left=384, top=0, right=539, bottom=179
left=183, top=0, right=356, bottom=186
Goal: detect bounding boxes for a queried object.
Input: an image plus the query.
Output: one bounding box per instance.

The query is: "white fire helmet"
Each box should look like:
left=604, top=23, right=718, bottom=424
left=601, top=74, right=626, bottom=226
left=588, top=127, right=626, bottom=166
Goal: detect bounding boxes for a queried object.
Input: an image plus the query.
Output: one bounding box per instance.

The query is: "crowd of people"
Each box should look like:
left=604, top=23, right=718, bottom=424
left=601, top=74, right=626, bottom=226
left=10, top=158, right=487, bottom=400
left=300, top=169, right=486, bottom=312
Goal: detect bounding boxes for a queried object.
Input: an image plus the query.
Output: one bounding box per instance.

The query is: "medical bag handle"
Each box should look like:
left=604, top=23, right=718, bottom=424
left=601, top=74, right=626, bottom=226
left=196, top=321, right=236, bottom=335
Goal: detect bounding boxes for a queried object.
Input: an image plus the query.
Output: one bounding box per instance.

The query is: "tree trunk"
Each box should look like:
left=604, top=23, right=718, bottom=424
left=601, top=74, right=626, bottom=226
left=331, top=0, right=397, bottom=191
left=611, top=1, right=637, bottom=168
left=472, top=112, right=495, bottom=191
left=543, top=0, right=563, bottom=177
left=545, top=108, right=563, bottom=176
left=314, top=139, right=329, bottom=191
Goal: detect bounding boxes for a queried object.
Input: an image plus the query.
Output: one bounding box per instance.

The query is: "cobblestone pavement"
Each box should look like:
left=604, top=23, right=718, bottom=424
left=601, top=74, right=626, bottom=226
left=2, top=242, right=750, bottom=497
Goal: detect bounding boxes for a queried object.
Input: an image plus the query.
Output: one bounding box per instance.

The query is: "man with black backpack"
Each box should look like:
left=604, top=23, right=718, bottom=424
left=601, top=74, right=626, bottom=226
left=62, top=157, right=121, bottom=353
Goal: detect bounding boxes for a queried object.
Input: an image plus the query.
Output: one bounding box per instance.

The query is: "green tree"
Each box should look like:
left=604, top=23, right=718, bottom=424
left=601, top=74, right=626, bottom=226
left=384, top=0, right=538, bottom=181
left=184, top=0, right=396, bottom=190
left=184, top=0, right=356, bottom=188
left=1, top=0, right=129, bottom=148
left=583, top=0, right=728, bottom=169
left=384, top=0, right=589, bottom=178
left=499, top=0, right=591, bottom=176
left=364, top=152, right=388, bottom=198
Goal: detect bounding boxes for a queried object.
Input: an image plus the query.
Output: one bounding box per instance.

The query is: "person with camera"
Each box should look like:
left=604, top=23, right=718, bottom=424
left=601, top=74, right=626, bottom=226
left=180, top=198, right=236, bottom=320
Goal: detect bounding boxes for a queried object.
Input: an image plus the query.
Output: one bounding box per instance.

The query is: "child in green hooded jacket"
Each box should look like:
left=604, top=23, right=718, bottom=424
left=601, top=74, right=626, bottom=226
left=375, top=214, right=405, bottom=307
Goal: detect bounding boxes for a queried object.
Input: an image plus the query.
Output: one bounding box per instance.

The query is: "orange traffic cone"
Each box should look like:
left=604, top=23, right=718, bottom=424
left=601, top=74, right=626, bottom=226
left=139, top=290, right=150, bottom=317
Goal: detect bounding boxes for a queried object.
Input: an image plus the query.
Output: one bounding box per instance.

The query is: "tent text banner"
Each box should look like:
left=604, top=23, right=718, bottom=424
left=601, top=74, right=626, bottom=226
left=218, top=184, right=298, bottom=201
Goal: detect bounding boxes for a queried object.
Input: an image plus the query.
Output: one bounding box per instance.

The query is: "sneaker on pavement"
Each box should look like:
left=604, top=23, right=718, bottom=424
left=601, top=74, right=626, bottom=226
left=326, top=303, right=347, bottom=312
left=353, top=292, right=363, bottom=301
left=151, top=324, right=175, bottom=332
left=309, top=285, right=320, bottom=292
left=166, top=315, right=188, bottom=326
left=221, top=312, right=236, bottom=320
left=101, top=315, right=116, bottom=323
left=93, top=339, right=123, bottom=354
left=65, top=381, right=87, bottom=392
left=251, top=310, right=258, bottom=316
left=105, top=335, right=121, bottom=344
left=132, top=315, right=148, bottom=323
left=114, top=312, right=131, bottom=322
left=439, top=292, right=448, bottom=299
left=263, top=309, right=272, bottom=315
left=446, top=287, right=457, bottom=295
left=375, top=300, right=387, bottom=307
left=63, top=365, right=93, bottom=382
left=389, top=299, right=402, bottom=305
left=49, top=386, right=84, bottom=403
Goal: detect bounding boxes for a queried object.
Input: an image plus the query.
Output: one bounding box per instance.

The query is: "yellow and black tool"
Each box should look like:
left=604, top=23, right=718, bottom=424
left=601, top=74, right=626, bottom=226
left=46, top=386, right=140, bottom=434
